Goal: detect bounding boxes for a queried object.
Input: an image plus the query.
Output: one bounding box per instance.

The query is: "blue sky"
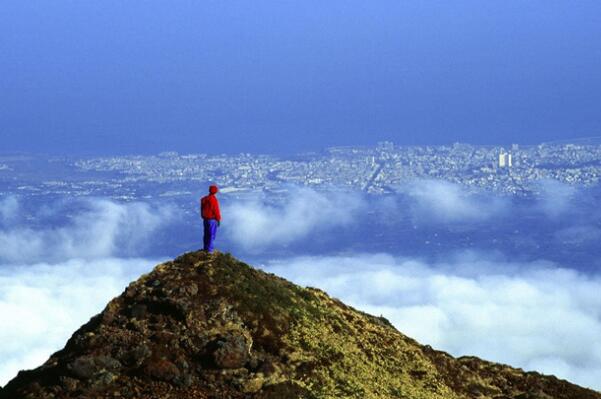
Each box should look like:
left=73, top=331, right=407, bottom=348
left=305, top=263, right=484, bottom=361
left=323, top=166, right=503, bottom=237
left=1, top=1, right=601, bottom=155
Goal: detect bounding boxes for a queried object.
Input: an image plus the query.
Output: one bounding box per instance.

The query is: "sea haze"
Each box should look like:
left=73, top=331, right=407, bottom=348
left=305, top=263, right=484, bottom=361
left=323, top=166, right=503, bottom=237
left=1, top=156, right=601, bottom=390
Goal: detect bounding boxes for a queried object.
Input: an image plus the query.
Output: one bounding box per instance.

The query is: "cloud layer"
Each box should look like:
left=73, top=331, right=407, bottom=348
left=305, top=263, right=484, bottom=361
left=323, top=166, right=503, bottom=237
left=0, top=198, right=176, bottom=263
left=0, top=197, right=174, bottom=385
left=0, top=258, right=157, bottom=385
left=535, top=179, right=578, bottom=219
left=401, top=179, right=510, bottom=223
left=2, top=181, right=600, bottom=391
left=221, top=181, right=513, bottom=253
left=263, top=253, right=601, bottom=390
left=0, top=196, right=19, bottom=225
left=223, top=188, right=366, bottom=251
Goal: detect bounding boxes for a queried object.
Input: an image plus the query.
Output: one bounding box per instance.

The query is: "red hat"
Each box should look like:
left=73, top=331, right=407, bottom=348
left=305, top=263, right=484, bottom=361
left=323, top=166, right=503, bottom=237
left=209, top=185, right=218, bottom=194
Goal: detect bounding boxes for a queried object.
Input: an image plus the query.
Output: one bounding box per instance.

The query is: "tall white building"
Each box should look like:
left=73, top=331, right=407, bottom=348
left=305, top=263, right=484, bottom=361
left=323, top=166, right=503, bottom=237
left=499, top=152, right=512, bottom=168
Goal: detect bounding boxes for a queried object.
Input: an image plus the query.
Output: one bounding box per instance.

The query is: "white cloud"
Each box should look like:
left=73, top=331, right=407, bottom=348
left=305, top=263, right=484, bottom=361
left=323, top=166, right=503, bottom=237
left=223, top=188, right=366, bottom=251
left=0, top=258, right=158, bottom=385
left=0, top=198, right=176, bottom=263
left=400, top=180, right=509, bottom=223
left=535, top=179, right=578, bottom=218
left=0, top=196, right=19, bottom=225
left=261, top=253, right=601, bottom=390
left=555, top=225, right=601, bottom=245
left=0, top=197, right=174, bottom=385
left=2, top=185, right=600, bottom=392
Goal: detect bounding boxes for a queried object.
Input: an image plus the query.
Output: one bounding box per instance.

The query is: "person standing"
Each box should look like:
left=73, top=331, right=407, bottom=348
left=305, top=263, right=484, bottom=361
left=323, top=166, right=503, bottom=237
left=200, top=185, right=221, bottom=252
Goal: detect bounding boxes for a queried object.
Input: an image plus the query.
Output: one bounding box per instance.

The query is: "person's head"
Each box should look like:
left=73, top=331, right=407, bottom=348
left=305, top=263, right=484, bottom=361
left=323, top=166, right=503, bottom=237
left=209, top=185, right=218, bottom=194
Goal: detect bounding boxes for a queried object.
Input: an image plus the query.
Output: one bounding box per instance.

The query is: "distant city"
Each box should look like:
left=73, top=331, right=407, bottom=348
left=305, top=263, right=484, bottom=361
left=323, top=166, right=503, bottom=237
left=2, top=141, right=601, bottom=199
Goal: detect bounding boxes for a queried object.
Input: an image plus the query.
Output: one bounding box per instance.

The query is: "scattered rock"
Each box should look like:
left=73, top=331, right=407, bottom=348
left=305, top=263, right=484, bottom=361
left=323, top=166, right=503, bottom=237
left=174, top=372, right=195, bottom=387
left=124, top=343, right=152, bottom=367
left=68, top=355, right=121, bottom=380
left=130, top=304, right=147, bottom=319
left=59, top=376, right=79, bottom=391
left=69, top=356, right=96, bottom=379
left=179, top=283, right=198, bottom=297
left=212, top=332, right=252, bottom=369
left=242, top=375, right=264, bottom=393
left=258, top=360, right=280, bottom=376
left=247, top=355, right=261, bottom=371
left=146, top=359, right=180, bottom=382
left=92, top=371, right=117, bottom=388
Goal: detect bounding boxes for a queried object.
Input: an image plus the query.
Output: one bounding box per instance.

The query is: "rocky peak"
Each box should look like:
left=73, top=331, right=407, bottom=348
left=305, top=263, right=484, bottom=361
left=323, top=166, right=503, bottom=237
left=2, top=251, right=600, bottom=398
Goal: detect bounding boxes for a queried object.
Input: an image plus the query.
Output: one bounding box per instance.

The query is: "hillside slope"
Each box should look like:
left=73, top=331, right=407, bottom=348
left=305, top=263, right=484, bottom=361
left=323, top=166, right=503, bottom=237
left=2, top=251, right=599, bottom=399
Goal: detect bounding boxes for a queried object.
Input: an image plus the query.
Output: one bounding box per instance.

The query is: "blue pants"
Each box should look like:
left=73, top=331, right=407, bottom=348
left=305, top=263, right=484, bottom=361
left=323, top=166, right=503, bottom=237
left=203, top=219, right=218, bottom=252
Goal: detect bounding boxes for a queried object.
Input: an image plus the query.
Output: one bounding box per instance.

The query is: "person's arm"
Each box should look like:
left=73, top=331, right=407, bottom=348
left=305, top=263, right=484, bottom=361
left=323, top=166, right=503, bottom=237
left=214, top=196, right=221, bottom=223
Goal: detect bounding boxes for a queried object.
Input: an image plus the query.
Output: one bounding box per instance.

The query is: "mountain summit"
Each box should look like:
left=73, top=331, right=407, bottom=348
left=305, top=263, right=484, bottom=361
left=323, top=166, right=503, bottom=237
left=2, top=251, right=599, bottom=399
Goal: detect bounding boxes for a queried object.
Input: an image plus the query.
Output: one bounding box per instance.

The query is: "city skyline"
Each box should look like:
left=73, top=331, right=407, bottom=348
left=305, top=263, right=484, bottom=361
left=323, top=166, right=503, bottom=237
left=3, top=140, right=601, bottom=201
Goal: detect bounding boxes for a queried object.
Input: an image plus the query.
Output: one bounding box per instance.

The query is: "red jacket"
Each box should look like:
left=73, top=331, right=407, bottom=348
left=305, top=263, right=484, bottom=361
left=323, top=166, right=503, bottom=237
left=201, top=193, right=221, bottom=221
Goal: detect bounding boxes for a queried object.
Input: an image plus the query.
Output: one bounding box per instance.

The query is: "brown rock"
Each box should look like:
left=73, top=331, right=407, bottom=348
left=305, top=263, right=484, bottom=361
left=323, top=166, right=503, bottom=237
left=180, top=283, right=198, bottom=297
left=69, top=356, right=96, bottom=379
left=242, top=375, right=264, bottom=393
left=124, top=343, right=152, bottom=367
left=68, top=354, right=121, bottom=380
left=130, top=304, right=147, bottom=319
left=212, top=332, right=252, bottom=369
left=146, top=359, right=180, bottom=382
left=59, top=376, right=79, bottom=391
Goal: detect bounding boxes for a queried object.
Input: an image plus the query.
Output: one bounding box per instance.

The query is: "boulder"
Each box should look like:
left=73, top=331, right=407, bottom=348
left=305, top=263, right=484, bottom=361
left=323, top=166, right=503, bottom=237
left=212, top=332, right=252, bottom=369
